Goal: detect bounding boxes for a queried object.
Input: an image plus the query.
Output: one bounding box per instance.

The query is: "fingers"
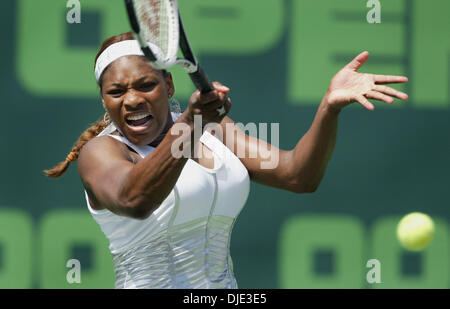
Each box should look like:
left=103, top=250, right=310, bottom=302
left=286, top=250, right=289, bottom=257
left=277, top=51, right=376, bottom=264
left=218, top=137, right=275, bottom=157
left=373, top=85, right=408, bottom=100
left=188, top=82, right=231, bottom=121
left=373, top=74, right=408, bottom=84
left=194, top=87, right=227, bottom=107
left=363, top=85, right=408, bottom=107
left=197, top=90, right=222, bottom=106
left=212, top=81, right=230, bottom=94
left=199, top=97, right=230, bottom=119
left=220, top=98, right=232, bottom=116
left=356, top=95, right=375, bottom=111
left=346, top=51, right=370, bottom=71
left=353, top=85, right=408, bottom=111
left=199, top=91, right=228, bottom=111
left=365, top=90, right=394, bottom=104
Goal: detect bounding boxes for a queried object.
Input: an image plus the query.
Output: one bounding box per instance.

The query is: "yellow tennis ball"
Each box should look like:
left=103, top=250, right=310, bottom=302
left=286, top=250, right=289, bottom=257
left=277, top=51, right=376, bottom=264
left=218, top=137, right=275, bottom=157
left=397, top=212, right=435, bottom=251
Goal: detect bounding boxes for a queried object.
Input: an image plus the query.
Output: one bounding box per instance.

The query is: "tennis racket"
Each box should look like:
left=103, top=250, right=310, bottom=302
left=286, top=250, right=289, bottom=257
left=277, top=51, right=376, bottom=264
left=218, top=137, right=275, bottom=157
left=124, top=0, right=225, bottom=115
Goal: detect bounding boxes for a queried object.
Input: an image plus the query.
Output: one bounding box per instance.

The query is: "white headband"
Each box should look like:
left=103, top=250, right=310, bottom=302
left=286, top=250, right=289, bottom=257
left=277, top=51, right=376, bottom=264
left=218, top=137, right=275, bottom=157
left=94, top=40, right=147, bottom=82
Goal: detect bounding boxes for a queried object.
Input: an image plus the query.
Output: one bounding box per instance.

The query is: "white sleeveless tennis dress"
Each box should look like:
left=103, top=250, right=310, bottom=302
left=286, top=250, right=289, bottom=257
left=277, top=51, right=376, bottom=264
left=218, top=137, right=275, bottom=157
left=85, top=113, right=250, bottom=289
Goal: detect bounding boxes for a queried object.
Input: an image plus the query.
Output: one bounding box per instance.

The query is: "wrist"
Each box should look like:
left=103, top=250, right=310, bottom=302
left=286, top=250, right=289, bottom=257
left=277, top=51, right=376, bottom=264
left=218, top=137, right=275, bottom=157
left=178, top=110, right=195, bottom=127
left=322, top=92, right=342, bottom=116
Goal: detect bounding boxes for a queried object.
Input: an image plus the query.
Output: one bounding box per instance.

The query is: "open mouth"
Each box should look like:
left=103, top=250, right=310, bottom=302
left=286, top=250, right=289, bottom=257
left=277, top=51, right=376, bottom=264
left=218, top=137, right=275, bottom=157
left=125, top=113, right=153, bottom=127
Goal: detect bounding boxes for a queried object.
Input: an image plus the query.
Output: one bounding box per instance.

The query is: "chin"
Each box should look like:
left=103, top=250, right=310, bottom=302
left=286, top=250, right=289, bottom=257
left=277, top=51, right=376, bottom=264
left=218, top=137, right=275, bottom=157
left=126, top=132, right=158, bottom=146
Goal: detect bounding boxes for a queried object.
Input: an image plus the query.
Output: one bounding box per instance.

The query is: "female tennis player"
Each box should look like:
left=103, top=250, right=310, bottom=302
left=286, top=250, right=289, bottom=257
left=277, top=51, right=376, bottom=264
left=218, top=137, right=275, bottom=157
left=45, top=32, right=408, bottom=289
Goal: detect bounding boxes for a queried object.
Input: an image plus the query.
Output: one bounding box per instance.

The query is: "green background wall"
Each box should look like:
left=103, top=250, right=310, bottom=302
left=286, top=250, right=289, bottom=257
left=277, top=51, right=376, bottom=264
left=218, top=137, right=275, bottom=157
left=0, top=0, right=448, bottom=288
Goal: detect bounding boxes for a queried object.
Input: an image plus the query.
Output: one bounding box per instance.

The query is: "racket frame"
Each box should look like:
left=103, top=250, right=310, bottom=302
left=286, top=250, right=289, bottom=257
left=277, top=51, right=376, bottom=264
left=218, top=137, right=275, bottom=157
left=125, top=0, right=214, bottom=93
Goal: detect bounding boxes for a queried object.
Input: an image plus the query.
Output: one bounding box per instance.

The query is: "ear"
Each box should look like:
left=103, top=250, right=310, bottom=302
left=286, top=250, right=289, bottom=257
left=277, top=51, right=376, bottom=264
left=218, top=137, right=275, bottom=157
left=98, top=87, right=107, bottom=110
left=165, top=72, right=175, bottom=98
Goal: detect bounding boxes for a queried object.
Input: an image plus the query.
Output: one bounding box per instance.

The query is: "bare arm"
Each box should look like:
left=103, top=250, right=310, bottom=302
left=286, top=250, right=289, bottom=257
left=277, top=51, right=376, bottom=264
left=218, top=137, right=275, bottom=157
left=78, top=115, right=193, bottom=219
left=221, top=51, right=408, bottom=193
left=79, top=85, right=231, bottom=219
left=284, top=96, right=339, bottom=192
left=220, top=115, right=330, bottom=193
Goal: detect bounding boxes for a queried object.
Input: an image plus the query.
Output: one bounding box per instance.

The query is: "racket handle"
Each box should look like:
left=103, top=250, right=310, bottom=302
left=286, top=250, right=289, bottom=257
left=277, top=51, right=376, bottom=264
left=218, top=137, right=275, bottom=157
left=189, top=65, right=214, bottom=94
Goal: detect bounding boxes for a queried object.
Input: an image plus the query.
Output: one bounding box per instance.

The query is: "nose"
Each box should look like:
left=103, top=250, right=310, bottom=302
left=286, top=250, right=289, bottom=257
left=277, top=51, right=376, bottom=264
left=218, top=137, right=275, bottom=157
left=123, top=89, right=145, bottom=109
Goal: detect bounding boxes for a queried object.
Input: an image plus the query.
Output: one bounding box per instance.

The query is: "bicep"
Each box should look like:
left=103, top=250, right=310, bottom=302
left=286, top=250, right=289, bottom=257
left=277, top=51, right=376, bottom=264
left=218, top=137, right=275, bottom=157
left=78, top=137, right=135, bottom=215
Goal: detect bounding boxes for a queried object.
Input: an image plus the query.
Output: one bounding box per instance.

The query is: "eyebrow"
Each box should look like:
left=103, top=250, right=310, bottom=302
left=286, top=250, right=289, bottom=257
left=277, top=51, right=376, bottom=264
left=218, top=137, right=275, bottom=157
left=108, top=76, right=156, bottom=88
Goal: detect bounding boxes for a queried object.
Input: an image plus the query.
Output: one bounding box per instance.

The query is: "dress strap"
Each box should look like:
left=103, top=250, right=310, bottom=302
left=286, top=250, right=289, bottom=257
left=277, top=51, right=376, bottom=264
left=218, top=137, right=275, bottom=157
left=200, top=130, right=227, bottom=160
left=107, top=135, right=153, bottom=158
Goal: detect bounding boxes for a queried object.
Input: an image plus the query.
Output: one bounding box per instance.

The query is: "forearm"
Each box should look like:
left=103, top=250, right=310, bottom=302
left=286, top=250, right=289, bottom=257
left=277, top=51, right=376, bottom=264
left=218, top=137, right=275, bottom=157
left=289, top=93, right=340, bottom=191
left=118, top=115, right=195, bottom=215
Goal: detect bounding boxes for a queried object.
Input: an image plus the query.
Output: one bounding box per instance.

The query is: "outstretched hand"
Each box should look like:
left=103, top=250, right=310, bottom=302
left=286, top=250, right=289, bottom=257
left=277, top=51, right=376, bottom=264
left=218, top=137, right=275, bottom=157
left=325, top=51, right=408, bottom=111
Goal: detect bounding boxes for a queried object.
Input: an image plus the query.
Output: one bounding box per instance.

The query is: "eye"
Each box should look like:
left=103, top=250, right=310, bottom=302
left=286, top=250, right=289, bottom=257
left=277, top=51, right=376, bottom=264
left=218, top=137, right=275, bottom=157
left=139, top=82, right=157, bottom=92
left=107, top=88, right=124, bottom=96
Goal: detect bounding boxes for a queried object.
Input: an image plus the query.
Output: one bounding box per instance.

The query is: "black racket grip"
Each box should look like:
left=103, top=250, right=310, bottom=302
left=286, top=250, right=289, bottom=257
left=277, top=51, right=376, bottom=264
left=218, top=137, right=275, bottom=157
left=189, top=65, right=214, bottom=94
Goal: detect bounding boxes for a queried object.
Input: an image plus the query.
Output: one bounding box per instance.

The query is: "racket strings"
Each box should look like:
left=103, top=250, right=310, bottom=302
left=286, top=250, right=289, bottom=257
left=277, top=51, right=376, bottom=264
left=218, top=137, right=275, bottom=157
left=135, top=0, right=171, bottom=60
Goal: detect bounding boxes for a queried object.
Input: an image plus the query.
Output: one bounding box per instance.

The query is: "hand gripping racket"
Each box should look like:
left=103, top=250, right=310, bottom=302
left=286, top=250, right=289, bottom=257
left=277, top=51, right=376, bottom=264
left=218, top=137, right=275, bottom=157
left=124, top=0, right=225, bottom=115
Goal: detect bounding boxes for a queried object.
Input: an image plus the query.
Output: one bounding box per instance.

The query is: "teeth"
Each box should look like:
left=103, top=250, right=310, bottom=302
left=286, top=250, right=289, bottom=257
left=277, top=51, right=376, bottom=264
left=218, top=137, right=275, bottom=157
left=127, top=113, right=151, bottom=121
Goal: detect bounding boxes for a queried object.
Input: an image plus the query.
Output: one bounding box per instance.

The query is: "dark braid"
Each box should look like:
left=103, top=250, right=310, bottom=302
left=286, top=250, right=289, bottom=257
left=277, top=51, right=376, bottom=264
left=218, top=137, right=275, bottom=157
left=43, top=114, right=110, bottom=177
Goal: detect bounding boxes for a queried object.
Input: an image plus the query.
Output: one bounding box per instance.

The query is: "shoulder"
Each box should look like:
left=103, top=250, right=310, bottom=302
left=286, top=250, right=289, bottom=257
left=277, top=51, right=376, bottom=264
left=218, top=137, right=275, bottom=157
left=78, top=135, right=133, bottom=178
left=79, top=135, right=127, bottom=161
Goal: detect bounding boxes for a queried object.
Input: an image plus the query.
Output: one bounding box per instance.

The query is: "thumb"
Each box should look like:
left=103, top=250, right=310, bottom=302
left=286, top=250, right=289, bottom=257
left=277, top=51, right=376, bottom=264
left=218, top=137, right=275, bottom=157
left=212, top=81, right=230, bottom=93
left=345, top=51, right=370, bottom=71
